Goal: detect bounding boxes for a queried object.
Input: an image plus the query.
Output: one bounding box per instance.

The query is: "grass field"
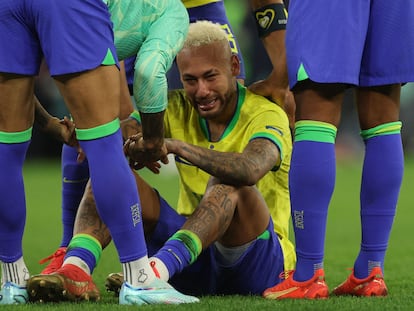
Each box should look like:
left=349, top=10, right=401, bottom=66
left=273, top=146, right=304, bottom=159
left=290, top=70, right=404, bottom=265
left=5, top=156, right=414, bottom=310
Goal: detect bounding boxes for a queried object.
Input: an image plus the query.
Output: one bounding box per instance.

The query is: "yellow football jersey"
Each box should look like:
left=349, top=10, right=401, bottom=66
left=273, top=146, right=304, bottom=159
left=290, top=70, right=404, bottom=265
left=164, top=84, right=296, bottom=271
left=182, top=0, right=221, bottom=9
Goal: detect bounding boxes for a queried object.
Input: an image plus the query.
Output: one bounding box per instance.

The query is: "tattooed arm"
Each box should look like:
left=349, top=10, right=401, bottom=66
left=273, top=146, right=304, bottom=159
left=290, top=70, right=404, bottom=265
left=165, top=138, right=280, bottom=186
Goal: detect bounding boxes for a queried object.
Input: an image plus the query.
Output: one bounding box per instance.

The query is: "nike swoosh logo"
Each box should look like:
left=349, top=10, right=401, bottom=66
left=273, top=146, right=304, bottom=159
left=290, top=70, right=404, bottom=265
left=266, top=286, right=299, bottom=298
left=62, top=177, right=89, bottom=184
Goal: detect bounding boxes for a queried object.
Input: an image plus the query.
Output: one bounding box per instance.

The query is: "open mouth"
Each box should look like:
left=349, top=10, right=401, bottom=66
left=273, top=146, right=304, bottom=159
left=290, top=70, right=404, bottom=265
left=197, top=98, right=217, bottom=111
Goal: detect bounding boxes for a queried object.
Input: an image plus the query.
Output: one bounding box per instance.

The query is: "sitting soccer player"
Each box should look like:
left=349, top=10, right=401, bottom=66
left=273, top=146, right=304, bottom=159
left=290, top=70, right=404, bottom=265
left=27, top=20, right=295, bottom=300
left=39, top=0, right=247, bottom=277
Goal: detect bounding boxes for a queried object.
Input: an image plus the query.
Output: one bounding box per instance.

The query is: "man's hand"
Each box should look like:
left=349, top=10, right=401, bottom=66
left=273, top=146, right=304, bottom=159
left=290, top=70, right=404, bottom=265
left=34, top=96, right=79, bottom=146
left=248, top=78, right=295, bottom=129
left=120, top=117, right=141, bottom=142
left=124, top=132, right=169, bottom=173
left=248, top=75, right=286, bottom=106
left=45, top=115, right=78, bottom=147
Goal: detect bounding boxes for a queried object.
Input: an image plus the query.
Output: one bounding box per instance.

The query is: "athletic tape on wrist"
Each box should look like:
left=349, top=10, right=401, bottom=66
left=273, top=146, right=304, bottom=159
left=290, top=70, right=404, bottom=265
left=254, top=3, right=287, bottom=37
left=129, top=110, right=141, bottom=125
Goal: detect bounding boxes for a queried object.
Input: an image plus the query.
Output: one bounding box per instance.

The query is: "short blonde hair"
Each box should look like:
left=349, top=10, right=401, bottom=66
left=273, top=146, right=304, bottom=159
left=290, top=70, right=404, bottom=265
left=183, top=20, right=229, bottom=49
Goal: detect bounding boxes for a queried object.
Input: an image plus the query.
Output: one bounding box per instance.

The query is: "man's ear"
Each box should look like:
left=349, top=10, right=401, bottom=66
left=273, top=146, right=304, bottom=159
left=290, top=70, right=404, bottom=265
left=231, top=54, right=240, bottom=77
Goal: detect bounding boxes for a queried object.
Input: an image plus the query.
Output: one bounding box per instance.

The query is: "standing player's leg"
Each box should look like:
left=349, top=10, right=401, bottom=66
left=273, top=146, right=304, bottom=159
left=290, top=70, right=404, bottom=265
left=31, top=0, right=164, bottom=304
left=263, top=0, right=369, bottom=299
left=28, top=168, right=199, bottom=304
left=39, top=144, right=89, bottom=274
left=0, top=74, right=34, bottom=305
left=0, top=0, right=43, bottom=304
left=333, top=0, right=414, bottom=296
left=39, top=58, right=134, bottom=275
left=332, top=86, right=401, bottom=297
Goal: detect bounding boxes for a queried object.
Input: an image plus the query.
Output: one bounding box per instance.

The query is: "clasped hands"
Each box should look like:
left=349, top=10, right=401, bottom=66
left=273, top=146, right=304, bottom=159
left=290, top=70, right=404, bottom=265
left=124, top=132, right=169, bottom=174
left=53, top=116, right=170, bottom=173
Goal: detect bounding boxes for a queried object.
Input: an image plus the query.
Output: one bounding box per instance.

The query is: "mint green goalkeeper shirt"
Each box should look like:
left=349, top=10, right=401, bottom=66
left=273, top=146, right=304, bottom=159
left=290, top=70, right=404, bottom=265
left=103, top=0, right=189, bottom=113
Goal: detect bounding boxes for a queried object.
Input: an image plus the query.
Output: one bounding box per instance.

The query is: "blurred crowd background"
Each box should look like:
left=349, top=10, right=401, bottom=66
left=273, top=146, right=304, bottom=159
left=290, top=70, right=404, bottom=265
left=29, top=0, right=414, bottom=159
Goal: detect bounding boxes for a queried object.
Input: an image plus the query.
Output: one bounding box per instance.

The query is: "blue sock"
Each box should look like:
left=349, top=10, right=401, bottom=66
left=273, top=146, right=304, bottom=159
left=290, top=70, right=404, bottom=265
left=354, top=122, right=403, bottom=278
left=60, top=144, right=89, bottom=247
left=290, top=121, right=337, bottom=281
left=76, top=122, right=146, bottom=262
left=0, top=130, right=31, bottom=262
left=154, top=240, right=191, bottom=277
left=154, top=230, right=202, bottom=278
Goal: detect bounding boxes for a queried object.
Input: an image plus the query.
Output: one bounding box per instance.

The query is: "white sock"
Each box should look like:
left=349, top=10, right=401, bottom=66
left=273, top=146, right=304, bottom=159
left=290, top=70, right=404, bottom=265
left=122, top=255, right=156, bottom=287
left=1, top=257, right=30, bottom=286
left=63, top=256, right=91, bottom=275
left=149, top=257, right=169, bottom=281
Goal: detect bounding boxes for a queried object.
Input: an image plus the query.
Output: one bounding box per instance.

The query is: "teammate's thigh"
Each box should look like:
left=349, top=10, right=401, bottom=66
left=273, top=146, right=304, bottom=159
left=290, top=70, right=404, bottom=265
left=54, top=65, right=121, bottom=129
left=0, top=1, right=39, bottom=131
left=293, top=81, right=346, bottom=125
left=32, top=0, right=117, bottom=76
left=0, top=1, right=42, bottom=75
left=356, top=85, right=401, bottom=130
left=33, top=0, right=120, bottom=129
left=0, top=74, right=35, bottom=132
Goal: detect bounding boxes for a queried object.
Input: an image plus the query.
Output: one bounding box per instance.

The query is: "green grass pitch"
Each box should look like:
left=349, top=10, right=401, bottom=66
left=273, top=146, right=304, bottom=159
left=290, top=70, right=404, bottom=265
left=6, top=157, right=413, bottom=310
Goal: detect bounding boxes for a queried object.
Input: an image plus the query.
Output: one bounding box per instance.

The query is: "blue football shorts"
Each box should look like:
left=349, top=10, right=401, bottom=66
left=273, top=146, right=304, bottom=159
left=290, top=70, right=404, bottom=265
left=286, top=0, right=414, bottom=88
left=0, top=0, right=118, bottom=76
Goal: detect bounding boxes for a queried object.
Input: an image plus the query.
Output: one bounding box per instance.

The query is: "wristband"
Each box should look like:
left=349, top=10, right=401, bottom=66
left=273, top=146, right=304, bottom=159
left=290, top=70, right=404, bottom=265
left=254, top=3, right=287, bottom=38
left=128, top=110, right=141, bottom=124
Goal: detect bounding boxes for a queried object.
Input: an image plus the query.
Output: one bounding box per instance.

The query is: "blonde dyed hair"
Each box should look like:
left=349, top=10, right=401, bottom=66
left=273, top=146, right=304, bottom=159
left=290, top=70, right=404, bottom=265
left=183, top=20, right=229, bottom=50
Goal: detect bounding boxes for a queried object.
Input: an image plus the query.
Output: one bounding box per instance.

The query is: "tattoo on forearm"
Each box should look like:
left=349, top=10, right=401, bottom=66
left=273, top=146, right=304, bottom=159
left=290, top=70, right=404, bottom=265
left=179, top=139, right=277, bottom=185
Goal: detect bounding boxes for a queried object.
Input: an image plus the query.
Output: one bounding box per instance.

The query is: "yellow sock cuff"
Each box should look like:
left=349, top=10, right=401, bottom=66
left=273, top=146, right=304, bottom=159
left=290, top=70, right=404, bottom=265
left=360, top=121, right=402, bottom=140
